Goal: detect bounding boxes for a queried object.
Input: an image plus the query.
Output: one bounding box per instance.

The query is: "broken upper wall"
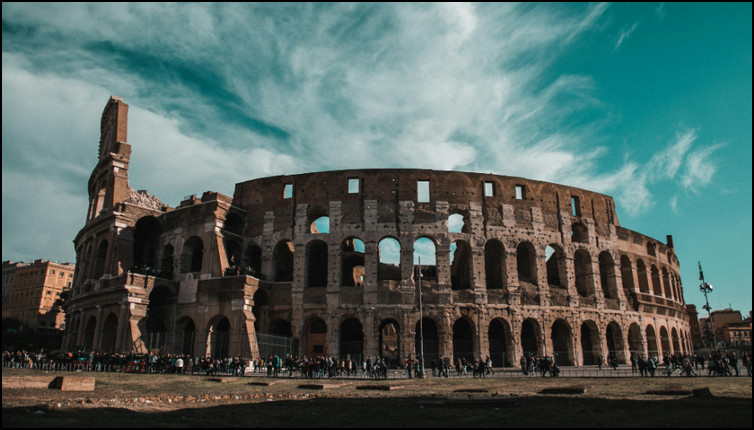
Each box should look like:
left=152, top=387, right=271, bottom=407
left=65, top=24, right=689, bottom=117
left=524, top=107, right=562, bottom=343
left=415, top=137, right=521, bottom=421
left=231, top=169, right=621, bottom=238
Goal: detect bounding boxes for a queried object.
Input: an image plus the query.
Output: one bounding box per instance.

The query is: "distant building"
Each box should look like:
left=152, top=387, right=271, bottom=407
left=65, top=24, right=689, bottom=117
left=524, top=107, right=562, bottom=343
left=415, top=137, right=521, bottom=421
left=2, top=260, right=27, bottom=309
left=3, top=259, right=75, bottom=329
left=699, top=308, right=752, bottom=347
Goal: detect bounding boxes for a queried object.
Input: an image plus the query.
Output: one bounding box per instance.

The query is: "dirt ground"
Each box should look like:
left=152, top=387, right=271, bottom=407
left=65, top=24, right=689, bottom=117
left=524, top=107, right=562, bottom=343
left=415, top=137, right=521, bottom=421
left=2, top=368, right=751, bottom=427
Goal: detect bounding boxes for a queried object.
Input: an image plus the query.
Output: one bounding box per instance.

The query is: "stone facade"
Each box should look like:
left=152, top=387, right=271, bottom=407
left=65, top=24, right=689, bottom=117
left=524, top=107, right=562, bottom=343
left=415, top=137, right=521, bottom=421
left=63, top=97, right=693, bottom=366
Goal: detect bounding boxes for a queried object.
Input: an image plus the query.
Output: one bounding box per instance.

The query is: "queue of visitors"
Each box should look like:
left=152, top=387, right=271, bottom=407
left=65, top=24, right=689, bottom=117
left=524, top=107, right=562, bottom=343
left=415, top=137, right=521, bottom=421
left=3, top=349, right=751, bottom=378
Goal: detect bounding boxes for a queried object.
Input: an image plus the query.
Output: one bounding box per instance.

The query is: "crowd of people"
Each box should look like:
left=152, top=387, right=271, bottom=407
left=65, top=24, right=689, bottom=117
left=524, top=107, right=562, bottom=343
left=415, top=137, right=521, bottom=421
left=3, top=348, right=751, bottom=378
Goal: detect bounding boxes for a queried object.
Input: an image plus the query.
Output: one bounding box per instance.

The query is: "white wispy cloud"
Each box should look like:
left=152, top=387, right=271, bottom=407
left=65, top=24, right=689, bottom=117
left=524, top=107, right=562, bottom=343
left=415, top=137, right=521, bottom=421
left=615, top=21, right=640, bottom=50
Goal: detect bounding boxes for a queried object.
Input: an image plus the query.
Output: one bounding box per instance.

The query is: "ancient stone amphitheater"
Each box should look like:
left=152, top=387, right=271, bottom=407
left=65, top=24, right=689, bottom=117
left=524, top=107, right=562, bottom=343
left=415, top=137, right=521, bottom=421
left=63, top=96, right=692, bottom=367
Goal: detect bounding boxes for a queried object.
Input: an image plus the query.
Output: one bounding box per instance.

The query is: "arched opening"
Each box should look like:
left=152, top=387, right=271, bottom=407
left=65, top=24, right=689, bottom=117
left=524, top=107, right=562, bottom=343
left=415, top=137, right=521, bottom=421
left=83, top=316, right=97, bottom=351
left=306, top=318, right=327, bottom=357
left=224, top=239, right=241, bottom=275
left=636, top=259, right=650, bottom=293
left=450, top=240, right=472, bottom=290
left=646, top=242, right=656, bottom=257
left=545, top=244, right=567, bottom=288
left=223, top=212, right=245, bottom=236
left=415, top=318, right=439, bottom=366
left=551, top=319, right=573, bottom=366
left=244, top=244, right=262, bottom=277
left=452, top=318, right=474, bottom=362
left=606, top=321, right=626, bottom=363
left=484, top=240, right=505, bottom=290
left=646, top=325, right=658, bottom=357
left=146, top=285, right=174, bottom=352
left=521, top=318, right=541, bottom=358
left=516, top=242, right=538, bottom=285
left=273, top=240, right=294, bottom=282
left=208, top=316, right=231, bottom=359
left=660, top=326, right=671, bottom=356
left=488, top=318, right=513, bottom=367
left=340, top=318, right=364, bottom=360
left=133, top=216, right=162, bottom=270
left=580, top=321, right=600, bottom=365
left=378, top=237, right=401, bottom=281
left=620, top=255, right=634, bottom=296
left=379, top=320, right=400, bottom=367
left=413, top=237, right=437, bottom=280
left=181, top=236, right=203, bottom=273
left=628, top=323, right=643, bottom=357
left=662, top=268, right=673, bottom=299
left=271, top=320, right=292, bottom=337
left=671, top=327, right=680, bottom=355
left=651, top=265, right=662, bottom=296
left=341, top=237, right=365, bottom=286
left=448, top=213, right=466, bottom=233
left=574, top=250, right=593, bottom=297
left=101, top=313, right=118, bottom=353
left=177, top=317, right=196, bottom=356
left=599, top=251, right=618, bottom=299
left=310, top=216, right=330, bottom=234
left=94, top=240, right=108, bottom=279
left=571, top=222, right=589, bottom=243
left=306, top=240, right=328, bottom=288
left=160, top=244, right=174, bottom=279
left=252, top=289, right=269, bottom=333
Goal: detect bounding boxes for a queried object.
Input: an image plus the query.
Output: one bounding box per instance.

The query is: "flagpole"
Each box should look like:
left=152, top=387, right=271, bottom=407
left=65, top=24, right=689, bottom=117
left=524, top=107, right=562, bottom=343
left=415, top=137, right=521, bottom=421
left=417, top=257, right=425, bottom=378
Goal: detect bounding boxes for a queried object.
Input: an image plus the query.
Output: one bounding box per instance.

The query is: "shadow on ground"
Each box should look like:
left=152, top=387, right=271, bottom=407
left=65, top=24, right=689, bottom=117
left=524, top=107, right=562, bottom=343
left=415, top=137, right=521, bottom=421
left=4, top=395, right=751, bottom=428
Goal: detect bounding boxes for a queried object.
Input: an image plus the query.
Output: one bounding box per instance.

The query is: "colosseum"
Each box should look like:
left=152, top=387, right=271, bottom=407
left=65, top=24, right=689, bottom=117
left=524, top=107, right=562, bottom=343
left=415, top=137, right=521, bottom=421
left=62, top=96, right=693, bottom=367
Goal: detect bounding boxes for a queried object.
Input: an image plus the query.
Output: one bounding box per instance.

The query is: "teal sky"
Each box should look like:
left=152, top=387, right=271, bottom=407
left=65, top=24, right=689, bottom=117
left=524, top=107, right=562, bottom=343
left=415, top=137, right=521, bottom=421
left=2, top=3, right=751, bottom=316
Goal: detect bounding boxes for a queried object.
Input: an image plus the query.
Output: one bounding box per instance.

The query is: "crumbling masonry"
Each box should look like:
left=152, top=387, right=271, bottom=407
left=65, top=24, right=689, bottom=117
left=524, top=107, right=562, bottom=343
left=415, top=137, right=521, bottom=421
left=63, top=96, right=692, bottom=367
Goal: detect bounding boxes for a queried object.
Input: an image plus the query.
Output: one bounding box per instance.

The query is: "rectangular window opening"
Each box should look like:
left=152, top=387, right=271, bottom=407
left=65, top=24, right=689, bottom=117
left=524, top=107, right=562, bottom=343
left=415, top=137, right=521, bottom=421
left=283, top=183, right=293, bottom=199
left=417, top=181, right=430, bottom=203
left=484, top=182, right=494, bottom=197
left=348, top=178, right=360, bottom=194
left=571, top=196, right=580, bottom=216
left=515, top=185, right=525, bottom=200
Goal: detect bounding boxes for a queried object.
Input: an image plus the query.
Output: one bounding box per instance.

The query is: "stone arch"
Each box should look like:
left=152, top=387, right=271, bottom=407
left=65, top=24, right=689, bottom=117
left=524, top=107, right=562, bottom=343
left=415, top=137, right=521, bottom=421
left=244, top=243, right=263, bottom=277
left=659, top=326, right=671, bottom=356
left=448, top=212, right=467, bottom=233
left=662, top=268, right=673, bottom=300
left=416, top=318, right=439, bottom=366
left=146, top=285, right=175, bottom=351
left=305, top=317, right=327, bottom=357
left=620, top=255, right=634, bottom=296
left=414, top=237, right=437, bottom=280
left=651, top=265, right=662, bottom=296
left=628, top=322, right=643, bottom=357
left=207, top=315, right=231, bottom=359
left=550, top=319, right=573, bottom=366
left=574, top=249, right=593, bottom=297
left=83, top=315, right=97, bottom=351
left=379, top=319, right=401, bottom=367
left=133, top=216, right=162, bottom=270
left=160, top=244, right=174, bottom=278
left=545, top=244, right=567, bottom=289
left=341, top=237, right=365, bottom=287
left=272, top=240, right=294, bottom=282
left=598, top=251, right=618, bottom=299
left=671, top=327, right=681, bottom=355
left=93, top=240, right=109, bottom=279
left=450, top=240, right=472, bottom=290
left=521, top=318, right=542, bottom=357
left=484, top=239, right=506, bottom=290
left=176, top=316, right=196, bottom=356
left=636, top=259, right=650, bottom=293
left=224, top=238, right=242, bottom=272
left=378, top=237, right=401, bottom=281
left=488, top=318, right=513, bottom=367
left=646, top=242, right=656, bottom=257
left=646, top=324, right=659, bottom=357
left=580, top=320, right=601, bottom=365
left=306, top=240, right=328, bottom=288
left=571, top=222, right=589, bottom=243
left=606, top=321, right=626, bottom=363
left=181, top=236, right=203, bottom=273
left=516, top=241, right=538, bottom=285
left=452, top=317, right=475, bottom=362
left=101, top=313, right=118, bottom=353
left=339, top=317, right=364, bottom=360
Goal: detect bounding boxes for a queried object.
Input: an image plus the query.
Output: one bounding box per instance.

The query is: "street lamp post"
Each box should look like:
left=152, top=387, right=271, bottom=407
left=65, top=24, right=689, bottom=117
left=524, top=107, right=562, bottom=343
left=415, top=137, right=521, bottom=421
left=698, top=261, right=717, bottom=348
left=416, top=258, right=425, bottom=378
